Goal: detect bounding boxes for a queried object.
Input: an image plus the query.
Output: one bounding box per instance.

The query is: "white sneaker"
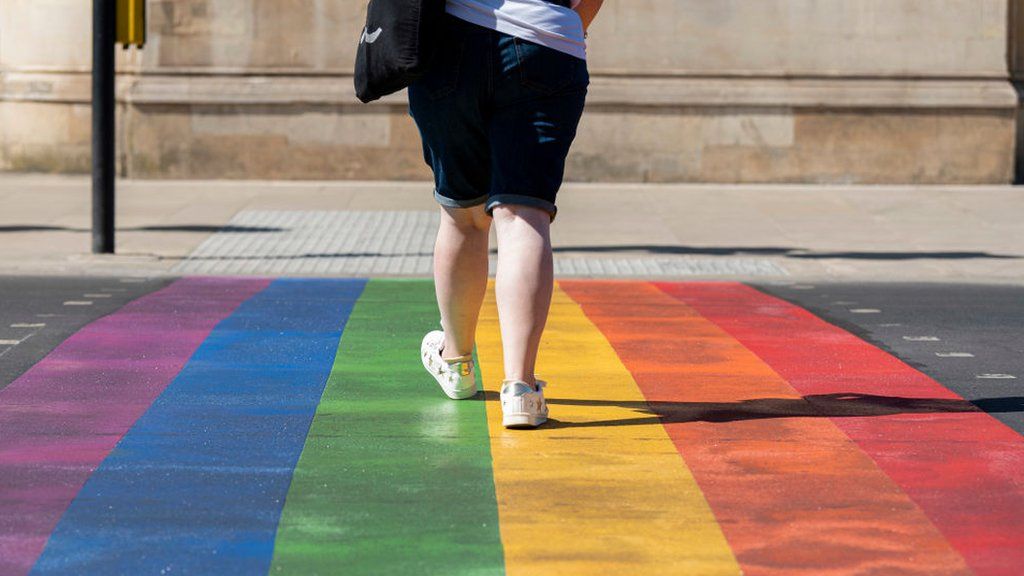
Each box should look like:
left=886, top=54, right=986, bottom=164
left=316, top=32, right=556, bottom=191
left=421, top=330, right=478, bottom=400
left=500, top=379, right=549, bottom=429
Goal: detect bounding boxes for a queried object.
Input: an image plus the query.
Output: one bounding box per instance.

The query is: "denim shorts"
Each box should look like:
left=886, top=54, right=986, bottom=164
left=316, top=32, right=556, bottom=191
left=408, top=14, right=589, bottom=221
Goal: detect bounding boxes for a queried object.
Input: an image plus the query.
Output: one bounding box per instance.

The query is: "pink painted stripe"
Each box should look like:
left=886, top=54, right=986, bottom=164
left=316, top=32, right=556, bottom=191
left=0, top=276, right=271, bottom=576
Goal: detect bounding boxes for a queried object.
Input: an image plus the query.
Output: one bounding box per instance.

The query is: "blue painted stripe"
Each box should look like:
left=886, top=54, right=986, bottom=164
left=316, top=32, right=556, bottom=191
left=32, top=278, right=367, bottom=575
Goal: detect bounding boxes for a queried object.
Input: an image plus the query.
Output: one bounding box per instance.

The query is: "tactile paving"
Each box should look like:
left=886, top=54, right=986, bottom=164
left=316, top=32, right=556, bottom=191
left=173, top=211, right=788, bottom=277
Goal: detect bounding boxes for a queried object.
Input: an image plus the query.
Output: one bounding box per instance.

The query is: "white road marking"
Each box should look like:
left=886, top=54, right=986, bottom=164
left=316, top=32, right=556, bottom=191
left=976, top=374, right=1016, bottom=380
left=0, top=339, right=20, bottom=346
left=903, top=336, right=941, bottom=342
left=878, top=323, right=903, bottom=327
left=36, top=313, right=59, bottom=318
left=850, top=308, right=881, bottom=314
left=936, top=352, right=975, bottom=358
left=63, top=301, right=93, bottom=306
left=834, top=301, right=858, bottom=305
left=83, top=293, right=113, bottom=298
left=10, top=323, right=45, bottom=328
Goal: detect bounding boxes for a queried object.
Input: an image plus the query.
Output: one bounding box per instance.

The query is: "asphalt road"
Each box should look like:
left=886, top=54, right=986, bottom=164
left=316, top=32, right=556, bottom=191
left=1, top=275, right=1022, bottom=574
left=756, top=281, right=1024, bottom=435
left=0, top=275, right=171, bottom=390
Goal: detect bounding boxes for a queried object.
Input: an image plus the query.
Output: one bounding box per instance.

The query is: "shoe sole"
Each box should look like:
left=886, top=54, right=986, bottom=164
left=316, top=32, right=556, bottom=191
left=502, top=413, right=547, bottom=429
left=442, top=385, right=478, bottom=400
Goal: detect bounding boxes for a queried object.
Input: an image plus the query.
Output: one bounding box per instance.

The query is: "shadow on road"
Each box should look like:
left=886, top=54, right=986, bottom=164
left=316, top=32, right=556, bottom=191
left=0, top=225, right=282, bottom=233
left=549, top=244, right=1021, bottom=260
left=3, top=225, right=1018, bottom=260
left=478, top=392, right=1024, bottom=429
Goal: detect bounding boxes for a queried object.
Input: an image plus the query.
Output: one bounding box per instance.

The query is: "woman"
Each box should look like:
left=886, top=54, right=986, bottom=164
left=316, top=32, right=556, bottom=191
left=414, top=0, right=603, bottom=429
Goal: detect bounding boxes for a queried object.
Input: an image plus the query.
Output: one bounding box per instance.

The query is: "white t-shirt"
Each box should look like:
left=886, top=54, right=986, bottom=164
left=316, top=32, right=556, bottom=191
left=445, top=0, right=587, bottom=60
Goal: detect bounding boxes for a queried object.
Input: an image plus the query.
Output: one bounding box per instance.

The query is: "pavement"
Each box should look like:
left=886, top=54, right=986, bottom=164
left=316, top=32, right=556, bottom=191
left=1, top=174, right=1022, bottom=281
left=1, top=174, right=1023, bottom=574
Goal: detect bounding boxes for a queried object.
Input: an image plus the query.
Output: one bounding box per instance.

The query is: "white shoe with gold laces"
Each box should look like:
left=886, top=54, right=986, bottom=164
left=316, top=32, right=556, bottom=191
left=421, top=330, right=478, bottom=400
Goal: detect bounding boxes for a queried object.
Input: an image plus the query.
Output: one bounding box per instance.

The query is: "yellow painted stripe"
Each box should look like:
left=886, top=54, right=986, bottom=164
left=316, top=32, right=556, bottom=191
left=476, top=282, right=741, bottom=575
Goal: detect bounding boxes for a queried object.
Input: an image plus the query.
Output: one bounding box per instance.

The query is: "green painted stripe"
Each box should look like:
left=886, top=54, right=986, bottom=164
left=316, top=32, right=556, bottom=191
left=270, top=279, right=505, bottom=576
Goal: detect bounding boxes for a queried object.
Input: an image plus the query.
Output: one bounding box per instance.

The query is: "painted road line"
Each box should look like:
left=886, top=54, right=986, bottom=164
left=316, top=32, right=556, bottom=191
left=81, top=294, right=112, bottom=298
left=0, top=339, right=20, bottom=346
left=61, top=301, right=92, bottom=306
left=10, top=323, right=46, bottom=328
left=976, top=374, right=1016, bottom=380
left=660, top=282, right=1024, bottom=575
left=564, top=281, right=970, bottom=575
left=903, top=336, right=941, bottom=342
left=476, top=282, right=740, bottom=575
left=33, top=279, right=365, bottom=575
left=0, top=277, right=269, bottom=576
left=271, top=279, right=504, bottom=575
left=850, top=308, right=881, bottom=314
left=936, top=353, right=975, bottom=358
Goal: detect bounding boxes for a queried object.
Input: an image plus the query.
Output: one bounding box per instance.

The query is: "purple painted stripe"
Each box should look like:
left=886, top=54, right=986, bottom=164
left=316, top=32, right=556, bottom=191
left=0, top=276, right=271, bottom=576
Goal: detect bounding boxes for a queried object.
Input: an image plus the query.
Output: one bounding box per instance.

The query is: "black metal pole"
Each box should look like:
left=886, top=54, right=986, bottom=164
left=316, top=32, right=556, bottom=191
left=92, top=0, right=116, bottom=254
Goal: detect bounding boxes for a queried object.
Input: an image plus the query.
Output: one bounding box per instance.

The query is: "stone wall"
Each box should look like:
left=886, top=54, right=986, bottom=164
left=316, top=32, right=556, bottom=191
left=0, top=0, right=1019, bottom=183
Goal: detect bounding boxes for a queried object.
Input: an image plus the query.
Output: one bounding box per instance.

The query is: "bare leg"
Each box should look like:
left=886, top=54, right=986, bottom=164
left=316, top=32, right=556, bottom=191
left=434, top=204, right=491, bottom=360
left=492, top=205, right=553, bottom=389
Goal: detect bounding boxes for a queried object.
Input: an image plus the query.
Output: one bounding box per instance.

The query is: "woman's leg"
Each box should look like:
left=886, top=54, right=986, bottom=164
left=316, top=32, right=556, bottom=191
left=492, top=204, right=554, bottom=388
left=434, top=204, right=492, bottom=360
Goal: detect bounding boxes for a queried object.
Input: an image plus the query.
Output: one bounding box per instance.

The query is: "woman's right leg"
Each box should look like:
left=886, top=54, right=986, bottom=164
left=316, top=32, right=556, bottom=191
left=492, top=204, right=554, bottom=389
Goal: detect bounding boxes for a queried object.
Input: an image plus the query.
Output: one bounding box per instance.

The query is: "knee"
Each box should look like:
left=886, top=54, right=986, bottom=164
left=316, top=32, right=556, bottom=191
left=491, top=204, right=551, bottom=226
left=442, top=205, right=492, bottom=234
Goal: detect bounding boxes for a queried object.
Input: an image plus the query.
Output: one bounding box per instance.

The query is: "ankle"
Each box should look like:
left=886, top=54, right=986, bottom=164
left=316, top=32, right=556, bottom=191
left=440, top=344, right=473, bottom=363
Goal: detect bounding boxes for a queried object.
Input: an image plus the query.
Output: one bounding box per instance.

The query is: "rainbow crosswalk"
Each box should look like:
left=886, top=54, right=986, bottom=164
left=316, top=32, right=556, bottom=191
left=1, top=278, right=1022, bottom=575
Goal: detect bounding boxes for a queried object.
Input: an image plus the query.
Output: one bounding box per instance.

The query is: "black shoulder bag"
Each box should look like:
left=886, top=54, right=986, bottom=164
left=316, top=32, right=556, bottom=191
left=353, top=0, right=446, bottom=103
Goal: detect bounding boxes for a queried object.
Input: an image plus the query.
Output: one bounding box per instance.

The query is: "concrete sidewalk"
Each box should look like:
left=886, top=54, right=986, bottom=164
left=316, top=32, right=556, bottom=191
left=0, top=174, right=1021, bottom=282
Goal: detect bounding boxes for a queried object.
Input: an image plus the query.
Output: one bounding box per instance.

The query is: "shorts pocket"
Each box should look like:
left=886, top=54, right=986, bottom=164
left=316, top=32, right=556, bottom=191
left=513, top=38, right=588, bottom=95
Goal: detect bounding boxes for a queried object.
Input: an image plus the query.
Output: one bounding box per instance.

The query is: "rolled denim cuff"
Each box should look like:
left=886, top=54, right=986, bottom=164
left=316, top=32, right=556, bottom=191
left=485, top=194, right=558, bottom=222
left=434, top=189, right=488, bottom=209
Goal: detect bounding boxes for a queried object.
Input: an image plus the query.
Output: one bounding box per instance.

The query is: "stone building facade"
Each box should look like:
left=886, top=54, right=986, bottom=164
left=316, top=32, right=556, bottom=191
left=0, top=0, right=1021, bottom=183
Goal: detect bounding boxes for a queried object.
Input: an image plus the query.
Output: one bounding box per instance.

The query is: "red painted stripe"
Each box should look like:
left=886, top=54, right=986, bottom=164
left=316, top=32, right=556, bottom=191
left=562, top=280, right=971, bottom=575
left=655, top=281, right=1024, bottom=576
left=0, top=277, right=270, bottom=576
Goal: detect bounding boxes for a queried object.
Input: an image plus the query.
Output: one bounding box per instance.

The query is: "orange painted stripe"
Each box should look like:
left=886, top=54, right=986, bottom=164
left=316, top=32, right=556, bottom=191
left=561, top=280, right=971, bottom=576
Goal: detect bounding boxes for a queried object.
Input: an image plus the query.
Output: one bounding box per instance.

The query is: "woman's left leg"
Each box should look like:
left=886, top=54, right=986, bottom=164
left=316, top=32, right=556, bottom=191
left=433, top=204, right=491, bottom=360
